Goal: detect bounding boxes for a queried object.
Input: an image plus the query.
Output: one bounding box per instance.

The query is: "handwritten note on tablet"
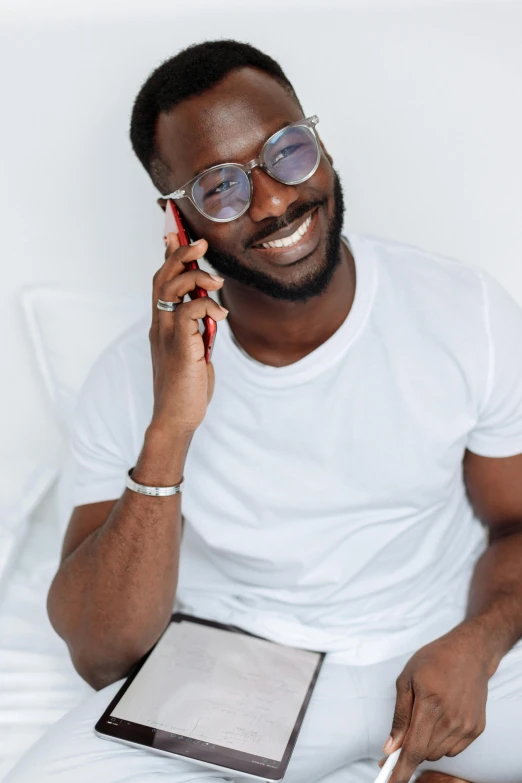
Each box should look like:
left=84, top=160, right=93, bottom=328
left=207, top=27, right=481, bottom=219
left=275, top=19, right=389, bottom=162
left=111, top=620, right=321, bottom=760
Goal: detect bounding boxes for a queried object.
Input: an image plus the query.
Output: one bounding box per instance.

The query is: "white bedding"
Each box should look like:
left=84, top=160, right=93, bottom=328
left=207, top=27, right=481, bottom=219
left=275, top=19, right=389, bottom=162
left=0, top=485, right=91, bottom=780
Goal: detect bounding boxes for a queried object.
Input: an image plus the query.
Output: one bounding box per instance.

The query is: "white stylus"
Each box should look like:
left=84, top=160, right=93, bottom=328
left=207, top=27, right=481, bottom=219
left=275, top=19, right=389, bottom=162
left=373, top=747, right=402, bottom=783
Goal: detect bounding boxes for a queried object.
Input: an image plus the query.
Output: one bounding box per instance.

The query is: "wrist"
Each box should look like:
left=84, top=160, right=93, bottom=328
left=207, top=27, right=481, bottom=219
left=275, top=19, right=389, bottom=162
left=132, top=425, right=192, bottom=487
left=145, top=421, right=194, bottom=451
left=455, top=616, right=507, bottom=677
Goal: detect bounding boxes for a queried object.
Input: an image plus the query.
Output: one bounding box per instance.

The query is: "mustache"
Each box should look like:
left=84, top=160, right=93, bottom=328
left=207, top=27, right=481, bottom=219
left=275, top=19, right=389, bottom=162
left=247, top=197, right=327, bottom=249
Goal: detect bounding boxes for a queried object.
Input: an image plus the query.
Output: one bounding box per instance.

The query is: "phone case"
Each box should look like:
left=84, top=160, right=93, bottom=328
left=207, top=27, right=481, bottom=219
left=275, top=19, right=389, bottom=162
left=163, top=200, right=217, bottom=363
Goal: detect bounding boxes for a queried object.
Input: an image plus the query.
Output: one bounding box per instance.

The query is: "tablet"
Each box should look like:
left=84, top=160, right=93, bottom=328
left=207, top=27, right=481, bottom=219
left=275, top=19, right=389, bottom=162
left=95, top=613, right=325, bottom=781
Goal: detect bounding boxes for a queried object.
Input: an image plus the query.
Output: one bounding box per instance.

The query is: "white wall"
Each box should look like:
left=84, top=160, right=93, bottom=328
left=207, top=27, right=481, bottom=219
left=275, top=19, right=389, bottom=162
left=1, top=0, right=521, bottom=477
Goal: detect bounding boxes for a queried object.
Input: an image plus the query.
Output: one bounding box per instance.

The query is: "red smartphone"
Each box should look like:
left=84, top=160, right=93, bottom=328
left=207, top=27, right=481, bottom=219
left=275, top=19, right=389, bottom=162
left=163, top=199, right=217, bottom=363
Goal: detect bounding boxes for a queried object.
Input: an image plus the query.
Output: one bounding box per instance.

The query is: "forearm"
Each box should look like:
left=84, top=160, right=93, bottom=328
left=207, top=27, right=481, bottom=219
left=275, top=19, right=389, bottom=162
left=460, top=528, right=522, bottom=675
left=48, top=427, right=190, bottom=689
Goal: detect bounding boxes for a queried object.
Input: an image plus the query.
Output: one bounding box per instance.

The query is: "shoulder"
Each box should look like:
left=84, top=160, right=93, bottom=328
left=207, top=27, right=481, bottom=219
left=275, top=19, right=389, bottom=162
left=350, top=233, right=490, bottom=334
left=353, top=232, right=484, bottom=295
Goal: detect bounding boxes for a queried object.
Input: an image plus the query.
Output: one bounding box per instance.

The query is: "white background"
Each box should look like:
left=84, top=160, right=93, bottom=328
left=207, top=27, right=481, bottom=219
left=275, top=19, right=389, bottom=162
left=1, top=0, right=521, bottom=475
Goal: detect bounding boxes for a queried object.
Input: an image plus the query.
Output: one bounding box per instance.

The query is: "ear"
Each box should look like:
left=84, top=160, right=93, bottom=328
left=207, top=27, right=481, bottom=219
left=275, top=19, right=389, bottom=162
left=157, top=197, right=167, bottom=212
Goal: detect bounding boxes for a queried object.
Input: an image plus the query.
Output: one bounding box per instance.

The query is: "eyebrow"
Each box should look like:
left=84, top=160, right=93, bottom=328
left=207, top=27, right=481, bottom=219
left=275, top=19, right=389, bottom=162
left=188, top=120, right=293, bottom=182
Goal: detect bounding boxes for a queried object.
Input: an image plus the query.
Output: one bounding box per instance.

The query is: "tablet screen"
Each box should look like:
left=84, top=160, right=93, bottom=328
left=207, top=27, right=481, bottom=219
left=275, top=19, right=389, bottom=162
left=95, top=615, right=324, bottom=780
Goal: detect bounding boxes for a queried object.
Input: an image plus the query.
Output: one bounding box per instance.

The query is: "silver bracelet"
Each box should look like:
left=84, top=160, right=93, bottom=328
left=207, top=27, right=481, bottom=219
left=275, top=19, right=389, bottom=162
left=125, top=467, right=184, bottom=496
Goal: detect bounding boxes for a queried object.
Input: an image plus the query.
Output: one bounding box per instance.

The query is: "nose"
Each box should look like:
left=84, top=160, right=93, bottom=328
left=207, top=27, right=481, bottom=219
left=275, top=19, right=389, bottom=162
left=248, top=167, right=299, bottom=223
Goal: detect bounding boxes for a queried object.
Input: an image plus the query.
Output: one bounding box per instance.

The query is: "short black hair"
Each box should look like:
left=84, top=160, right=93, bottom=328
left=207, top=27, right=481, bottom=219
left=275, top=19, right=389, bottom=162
left=129, top=39, right=302, bottom=194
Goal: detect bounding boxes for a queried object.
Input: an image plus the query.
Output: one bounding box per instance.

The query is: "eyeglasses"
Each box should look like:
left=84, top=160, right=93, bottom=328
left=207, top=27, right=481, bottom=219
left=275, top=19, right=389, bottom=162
left=160, top=115, right=321, bottom=223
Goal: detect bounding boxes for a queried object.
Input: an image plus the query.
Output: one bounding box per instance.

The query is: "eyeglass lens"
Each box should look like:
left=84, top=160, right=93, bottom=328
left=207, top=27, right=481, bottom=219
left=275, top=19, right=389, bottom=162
left=191, top=124, right=319, bottom=220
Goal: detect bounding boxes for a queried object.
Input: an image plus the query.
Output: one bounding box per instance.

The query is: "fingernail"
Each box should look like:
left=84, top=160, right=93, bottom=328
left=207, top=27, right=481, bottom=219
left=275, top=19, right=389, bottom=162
left=219, top=306, right=229, bottom=314
left=189, top=239, right=203, bottom=246
left=383, top=736, right=393, bottom=753
left=210, top=274, right=224, bottom=282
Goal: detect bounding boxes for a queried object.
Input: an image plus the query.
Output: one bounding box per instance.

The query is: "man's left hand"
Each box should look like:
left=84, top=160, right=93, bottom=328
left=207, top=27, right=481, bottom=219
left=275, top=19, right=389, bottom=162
left=383, top=623, right=490, bottom=783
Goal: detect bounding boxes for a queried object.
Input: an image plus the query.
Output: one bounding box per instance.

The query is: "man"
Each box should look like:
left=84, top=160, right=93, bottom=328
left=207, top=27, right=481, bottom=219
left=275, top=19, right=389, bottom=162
left=6, top=39, right=522, bottom=783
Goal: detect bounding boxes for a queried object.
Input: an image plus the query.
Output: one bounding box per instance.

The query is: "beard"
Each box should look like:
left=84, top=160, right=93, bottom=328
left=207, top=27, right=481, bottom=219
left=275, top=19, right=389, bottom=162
left=202, top=168, right=346, bottom=303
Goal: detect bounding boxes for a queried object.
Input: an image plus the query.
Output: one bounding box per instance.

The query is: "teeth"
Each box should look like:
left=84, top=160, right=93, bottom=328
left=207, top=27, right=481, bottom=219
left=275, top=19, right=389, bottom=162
left=261, top=213, right=312, bottom=249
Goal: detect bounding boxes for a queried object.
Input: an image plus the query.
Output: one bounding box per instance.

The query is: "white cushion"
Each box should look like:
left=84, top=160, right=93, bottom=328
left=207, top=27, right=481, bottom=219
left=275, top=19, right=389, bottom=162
left=20, top=285, right=149, bottom=429
left=0, top=459, right=58, bottom=603
left=19, top=285, right=149, bottom=537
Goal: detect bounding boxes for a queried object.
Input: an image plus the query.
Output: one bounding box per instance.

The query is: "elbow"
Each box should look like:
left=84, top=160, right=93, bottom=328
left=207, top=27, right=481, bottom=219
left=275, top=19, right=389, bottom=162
left=46, top=579, right=139, bottom=691
left=66, top=633, right=151, bottom=691
left=67, top=635, right=146, bottom=691
left=46, top=572, right=67, bottom=640
left=70, top=649, right=132, bottom=691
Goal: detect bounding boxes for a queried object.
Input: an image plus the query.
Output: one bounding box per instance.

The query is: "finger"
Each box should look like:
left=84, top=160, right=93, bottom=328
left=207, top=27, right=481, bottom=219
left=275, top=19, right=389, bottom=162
left=175, top=296, right=228, bottom=327
left=427, top=707, right=485, bottom=762
left=151, top=238, right=208, bottom=332
left=445, top=737, right=475, bottom=757
left=151, top=232, right=181, bottom=334
left=164, top=230, right=180, bottom=260
left=169, top=238, right=208, bottom=266
left=156, top=269, right=224, bottom=336
left=384, top=675, right=414, bottom=755
left=444, top=723, right=485, bottom=758
left=157, top=238, right=210, bottom=305
left=423, top=718, right=463, bottom=762
left=389, top=698, right=439, bottom=783
left=159, top=269, right=224, bottom=305
left=169, top=296, right=228, bottom=348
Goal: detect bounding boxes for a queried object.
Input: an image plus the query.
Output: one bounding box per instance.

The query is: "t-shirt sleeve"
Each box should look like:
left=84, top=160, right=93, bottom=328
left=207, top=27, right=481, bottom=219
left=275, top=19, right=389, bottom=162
left=467, top=271, right=522, bottom=457
left=67, top=344, right=136, bottom=506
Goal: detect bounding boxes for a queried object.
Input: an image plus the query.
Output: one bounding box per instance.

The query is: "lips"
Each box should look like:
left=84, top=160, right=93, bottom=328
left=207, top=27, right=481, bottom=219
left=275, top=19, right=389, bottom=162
left=250, top=208, right=321, bottom=266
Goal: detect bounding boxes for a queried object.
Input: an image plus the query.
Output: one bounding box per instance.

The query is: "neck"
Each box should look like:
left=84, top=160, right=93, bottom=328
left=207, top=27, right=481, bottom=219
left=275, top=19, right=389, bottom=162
left=219, top=239, right=356, bottom=367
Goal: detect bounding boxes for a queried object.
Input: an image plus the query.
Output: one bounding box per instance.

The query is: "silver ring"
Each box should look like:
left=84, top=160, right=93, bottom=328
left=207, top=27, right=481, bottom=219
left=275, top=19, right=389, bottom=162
left=157, top=299, right=180, bottom=312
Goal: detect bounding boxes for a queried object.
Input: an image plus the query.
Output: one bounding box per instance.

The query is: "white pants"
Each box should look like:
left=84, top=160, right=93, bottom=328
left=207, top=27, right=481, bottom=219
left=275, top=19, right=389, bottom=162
left=5, top=646, right=522, bottom=783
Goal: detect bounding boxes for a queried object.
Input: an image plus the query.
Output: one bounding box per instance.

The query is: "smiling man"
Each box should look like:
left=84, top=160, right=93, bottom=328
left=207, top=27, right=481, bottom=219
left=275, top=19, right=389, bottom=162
left=7, top=40, right=522, bottom=783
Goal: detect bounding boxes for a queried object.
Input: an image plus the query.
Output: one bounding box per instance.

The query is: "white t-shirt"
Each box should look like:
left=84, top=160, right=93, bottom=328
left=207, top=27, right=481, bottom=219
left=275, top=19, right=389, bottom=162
left=67, top=233, right=522, bottom=665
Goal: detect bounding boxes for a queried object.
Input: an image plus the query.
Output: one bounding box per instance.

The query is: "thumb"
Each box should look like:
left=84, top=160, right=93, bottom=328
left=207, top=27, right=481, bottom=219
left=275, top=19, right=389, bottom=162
left=383, top=675, right=414, bottom=754
left=164, top=231, right=180, bottom=258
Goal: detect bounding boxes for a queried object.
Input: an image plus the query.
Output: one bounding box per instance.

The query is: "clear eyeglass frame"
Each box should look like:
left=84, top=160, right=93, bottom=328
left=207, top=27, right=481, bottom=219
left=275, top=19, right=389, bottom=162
left=160, top=115, right=321, bottom=223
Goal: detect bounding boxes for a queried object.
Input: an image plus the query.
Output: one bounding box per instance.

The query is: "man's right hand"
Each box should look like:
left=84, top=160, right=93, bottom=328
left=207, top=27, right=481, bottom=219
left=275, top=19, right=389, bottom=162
left=149, top=231, right=228, bottom=436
